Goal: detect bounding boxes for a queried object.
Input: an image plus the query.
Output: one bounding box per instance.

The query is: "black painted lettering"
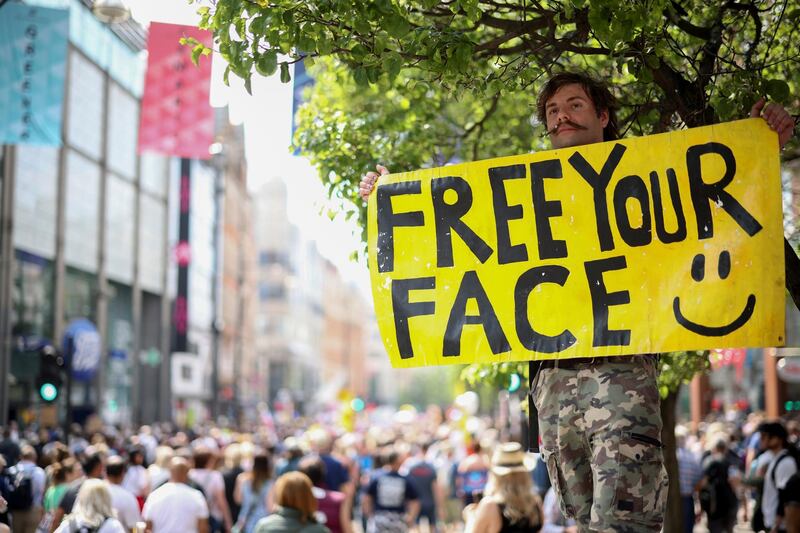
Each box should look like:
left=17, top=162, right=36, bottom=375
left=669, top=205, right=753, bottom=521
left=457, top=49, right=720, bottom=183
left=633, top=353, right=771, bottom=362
left=613, top=175, right=652, bottom=247
left=514, top=266, right=577, bottom=353
left=650, top=169, right=687, bottom=243
left=392, top=277, right=436, bottom=359
left=685, top=142, right=762, bottom=239
left=584, top=256, right=631, bottom=347
left=443, top=270, right=510, bottom=357
left=376, top=181, right=425, bottom=273
left=489, top=165, right=528, bottom=265
left=568, top=144, right=627, bottom=252
left=431, top=176, right=494, bottom=268
left=529, top=160, right=568, bottom=259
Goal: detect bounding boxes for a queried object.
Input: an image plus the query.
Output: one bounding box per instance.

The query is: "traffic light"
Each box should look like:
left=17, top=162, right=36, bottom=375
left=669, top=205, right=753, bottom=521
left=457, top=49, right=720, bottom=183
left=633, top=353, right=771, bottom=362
left=350, top=397, right=365, bottom=412
left=785, top=400, right=800, bottom=412
left=507, top=373, right=522, bottom=393
left=37, top=345, right=64, bottom=402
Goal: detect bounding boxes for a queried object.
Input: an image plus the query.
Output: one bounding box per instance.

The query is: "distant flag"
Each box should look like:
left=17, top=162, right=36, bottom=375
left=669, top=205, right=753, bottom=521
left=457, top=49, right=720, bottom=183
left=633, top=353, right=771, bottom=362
left=138, top=22, right=213, bottom=159
left=0, top=4, right=69, bottom=145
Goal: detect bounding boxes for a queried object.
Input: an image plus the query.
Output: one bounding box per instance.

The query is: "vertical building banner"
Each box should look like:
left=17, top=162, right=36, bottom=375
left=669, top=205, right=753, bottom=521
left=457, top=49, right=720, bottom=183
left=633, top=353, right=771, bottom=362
left=173, top=159, right=192, bottom=352
left=0, top=4, right=69, bottom=145
left=137, top=22, right=213, bottom=160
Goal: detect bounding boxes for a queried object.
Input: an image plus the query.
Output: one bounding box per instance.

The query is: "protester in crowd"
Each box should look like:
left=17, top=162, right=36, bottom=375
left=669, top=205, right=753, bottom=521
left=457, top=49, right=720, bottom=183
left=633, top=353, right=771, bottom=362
left=700, top=437, right=740, bottom=533
left=297, top=455, right=349, bottom=533
left=362, top=447, right=419, bottom=533
left=308, top=433, right=350, bottom=497
left=8, top=445, right=46, bottom=533
left=760, top=422, right=799, bottom=533
left=105, top=456, right=142, bottom=531
left=233, top=453, right=273, bottom=533
left=147, top=448, right=174, bottom=490
left=122, top=447, right=149, bottom=509
left=676, top=426, right=703, bottom=533
left=0, top=429, right=21, bottom=468
left=41, top=459, right=79, bottom=533
left=253, top=472, right=329, bottom=533
left=400, top=441, right=444, bottom=532
left=51, top=449, right=107, bottom=532
left=275, top=439, right=303, bottom=478
left=457, top=441, right=490, bottom=507
left=463, top=442, right=542, bottom=533
left=53, top=479, right=126, bottom=533
left=190, top=448, right=232, bottom=533
left=143, top=457, right=209, bottom=533
left=222, top=444, right=244, bottom=524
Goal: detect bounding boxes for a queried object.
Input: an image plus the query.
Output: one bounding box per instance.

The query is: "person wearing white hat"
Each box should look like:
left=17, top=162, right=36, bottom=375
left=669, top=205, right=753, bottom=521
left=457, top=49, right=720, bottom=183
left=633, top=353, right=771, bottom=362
left=463, top=443, right=543, bottom=533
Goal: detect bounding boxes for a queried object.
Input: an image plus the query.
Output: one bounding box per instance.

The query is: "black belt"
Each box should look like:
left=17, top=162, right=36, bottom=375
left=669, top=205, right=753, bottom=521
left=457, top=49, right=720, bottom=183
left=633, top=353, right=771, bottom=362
left=538, top=354, right=656, bottom=370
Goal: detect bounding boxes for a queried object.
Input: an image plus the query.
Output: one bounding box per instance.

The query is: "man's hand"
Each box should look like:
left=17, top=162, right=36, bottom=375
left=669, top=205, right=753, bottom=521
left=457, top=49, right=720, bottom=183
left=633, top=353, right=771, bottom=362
left=358, top=164, right=390, bottom=201
left=750, top=98, right=795, bottom=149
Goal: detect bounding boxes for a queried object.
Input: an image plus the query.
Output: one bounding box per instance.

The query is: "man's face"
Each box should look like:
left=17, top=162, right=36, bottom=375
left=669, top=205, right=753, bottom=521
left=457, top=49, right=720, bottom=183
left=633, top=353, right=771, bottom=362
left=545, top=83, right=609, bottom=149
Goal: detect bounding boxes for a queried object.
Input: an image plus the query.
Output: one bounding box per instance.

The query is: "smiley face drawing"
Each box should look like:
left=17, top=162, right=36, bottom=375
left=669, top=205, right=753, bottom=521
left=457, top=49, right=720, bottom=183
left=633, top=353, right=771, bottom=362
left=672, top=250, right=756, bottom=336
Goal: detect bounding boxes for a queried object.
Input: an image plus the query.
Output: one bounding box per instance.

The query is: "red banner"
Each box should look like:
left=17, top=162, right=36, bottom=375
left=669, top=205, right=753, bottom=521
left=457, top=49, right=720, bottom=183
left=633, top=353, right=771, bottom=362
left=138, top=22, right=213, bottom=160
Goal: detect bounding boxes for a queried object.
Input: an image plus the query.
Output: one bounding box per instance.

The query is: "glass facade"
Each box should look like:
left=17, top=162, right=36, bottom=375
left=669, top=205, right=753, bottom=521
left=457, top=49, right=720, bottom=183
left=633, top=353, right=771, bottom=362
left=66, top=52, right=105, bottom=160
left=107, top=82, right=138, bottom=179
left=13, top=146, right=59, bottom=259
left=105, top=174, right=135, bottom=284
left=11, top=251, right=53, bottom=339
left=138, top=193, right=166, bottom=294
left=64, top=149, right=100, bottom=273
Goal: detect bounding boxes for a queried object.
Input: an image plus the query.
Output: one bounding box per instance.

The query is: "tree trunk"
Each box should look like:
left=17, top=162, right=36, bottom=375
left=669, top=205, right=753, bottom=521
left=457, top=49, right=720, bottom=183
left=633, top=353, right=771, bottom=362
left=661, top=388, right=683, bottom=533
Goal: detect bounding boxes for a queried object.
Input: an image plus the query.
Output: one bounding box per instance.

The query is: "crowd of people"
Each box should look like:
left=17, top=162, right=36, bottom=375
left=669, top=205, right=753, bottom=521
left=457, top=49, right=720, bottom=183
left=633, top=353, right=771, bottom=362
left=0, top=407, right=797, bottom=533
left=676, top=414, right=800, bottom=533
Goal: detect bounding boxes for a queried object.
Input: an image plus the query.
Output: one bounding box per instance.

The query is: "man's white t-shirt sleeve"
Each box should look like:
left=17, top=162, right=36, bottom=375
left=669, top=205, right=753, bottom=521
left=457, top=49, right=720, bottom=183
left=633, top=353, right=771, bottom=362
left=776, top=456, right=799, bottom=489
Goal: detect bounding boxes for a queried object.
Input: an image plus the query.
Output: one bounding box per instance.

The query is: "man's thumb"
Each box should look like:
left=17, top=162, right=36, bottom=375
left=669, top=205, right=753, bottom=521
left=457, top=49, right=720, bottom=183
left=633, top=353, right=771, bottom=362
left=750, top=97, right=766, bottom=117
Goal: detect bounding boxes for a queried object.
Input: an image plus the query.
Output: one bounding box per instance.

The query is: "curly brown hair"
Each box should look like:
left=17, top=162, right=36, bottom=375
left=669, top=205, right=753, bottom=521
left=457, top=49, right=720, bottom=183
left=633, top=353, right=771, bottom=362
left=536, top=71, right=620, bottom=141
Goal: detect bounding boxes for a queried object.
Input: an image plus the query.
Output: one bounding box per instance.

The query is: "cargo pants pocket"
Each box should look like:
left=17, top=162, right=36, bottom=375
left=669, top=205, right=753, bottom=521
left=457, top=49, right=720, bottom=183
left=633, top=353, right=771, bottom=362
left=610, top=431, right=668, bottom=527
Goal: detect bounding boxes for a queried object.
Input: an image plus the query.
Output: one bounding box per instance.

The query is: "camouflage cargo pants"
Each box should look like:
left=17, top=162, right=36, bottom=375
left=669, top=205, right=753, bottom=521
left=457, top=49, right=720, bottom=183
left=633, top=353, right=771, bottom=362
left=532, top=355, right=668, bottom=533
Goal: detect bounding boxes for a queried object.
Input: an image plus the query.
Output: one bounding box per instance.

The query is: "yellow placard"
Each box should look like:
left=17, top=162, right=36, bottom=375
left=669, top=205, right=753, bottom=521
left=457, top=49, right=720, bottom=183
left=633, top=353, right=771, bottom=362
left=368, top=119, right=785, bottom=368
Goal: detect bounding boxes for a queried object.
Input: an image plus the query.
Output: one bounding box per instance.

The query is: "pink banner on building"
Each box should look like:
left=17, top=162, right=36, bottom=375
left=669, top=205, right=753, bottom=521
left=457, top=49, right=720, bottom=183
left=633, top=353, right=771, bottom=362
left=138, top=22, right=213, bottom=160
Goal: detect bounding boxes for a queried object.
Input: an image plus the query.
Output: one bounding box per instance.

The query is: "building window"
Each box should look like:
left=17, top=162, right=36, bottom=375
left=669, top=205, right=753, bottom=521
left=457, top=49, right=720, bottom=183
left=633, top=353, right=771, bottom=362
left=259, top=282, right=285, bottom=301
left=259, top=250, right=291, bottom=269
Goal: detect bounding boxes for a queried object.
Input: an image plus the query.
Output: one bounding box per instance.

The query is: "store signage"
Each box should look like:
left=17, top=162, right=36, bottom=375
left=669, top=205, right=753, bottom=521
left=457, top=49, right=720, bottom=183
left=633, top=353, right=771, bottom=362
left=63, top=318, right=101, bottom=382
left=138, top=22, right=213, bottom=159
left=0, top=4, right=69, bottom=145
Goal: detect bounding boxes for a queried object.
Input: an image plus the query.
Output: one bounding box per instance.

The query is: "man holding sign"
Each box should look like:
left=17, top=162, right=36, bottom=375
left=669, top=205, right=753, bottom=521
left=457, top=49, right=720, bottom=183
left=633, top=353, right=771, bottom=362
left=359, top=71, right=794, bottom=532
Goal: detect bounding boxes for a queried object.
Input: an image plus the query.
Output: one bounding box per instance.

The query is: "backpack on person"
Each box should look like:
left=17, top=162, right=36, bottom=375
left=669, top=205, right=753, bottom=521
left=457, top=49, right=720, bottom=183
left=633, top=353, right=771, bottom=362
left=67, top=518, right=109, bottom=533
left=750, top=443, right=800, bottom=532
left=3, top=464, right=34, bottom=510
left=699, top=459, right=736, bottom=520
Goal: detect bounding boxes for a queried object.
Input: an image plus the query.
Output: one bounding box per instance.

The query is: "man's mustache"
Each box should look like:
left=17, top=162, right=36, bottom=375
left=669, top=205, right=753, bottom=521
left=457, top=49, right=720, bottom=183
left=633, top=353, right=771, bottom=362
left=543, top=120, right=588, bottom=137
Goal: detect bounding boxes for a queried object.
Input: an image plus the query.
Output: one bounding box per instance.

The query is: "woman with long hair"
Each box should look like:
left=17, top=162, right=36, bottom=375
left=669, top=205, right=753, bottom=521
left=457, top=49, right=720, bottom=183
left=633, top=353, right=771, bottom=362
left=53, top=479, right=126, bottom=533
left=464, top=442, right=543, bottom=533
left=39, top=459, right=79, bottom=533
left=254, top=472, right=329, bottom=533
left=234, top=452, right=274, bottom=533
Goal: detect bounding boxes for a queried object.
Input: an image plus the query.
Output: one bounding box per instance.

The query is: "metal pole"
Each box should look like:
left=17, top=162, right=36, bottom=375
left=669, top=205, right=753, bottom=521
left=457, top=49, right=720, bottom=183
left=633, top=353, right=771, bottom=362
left=95, top=70, right=111, bottom=419
left=130, top=151, right=142, bottom=426
left=0, top=145, right=17, bottom=427
left=210, top=163, right=222, bottom=421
